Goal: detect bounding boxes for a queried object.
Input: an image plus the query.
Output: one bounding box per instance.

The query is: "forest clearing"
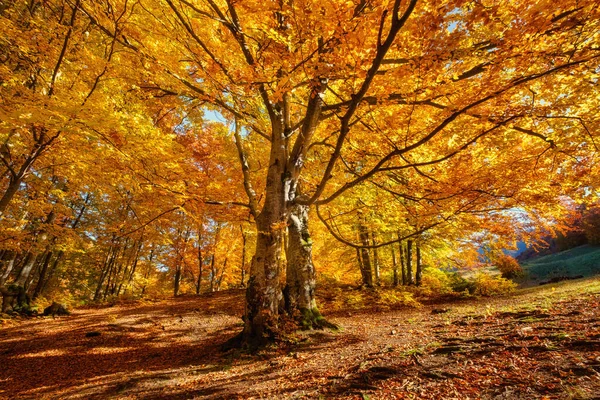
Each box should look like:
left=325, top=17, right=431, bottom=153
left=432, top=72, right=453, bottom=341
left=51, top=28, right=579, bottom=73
left=2, top=0, right=600, bottom=398
left=1, top=277, right=600, bottom=399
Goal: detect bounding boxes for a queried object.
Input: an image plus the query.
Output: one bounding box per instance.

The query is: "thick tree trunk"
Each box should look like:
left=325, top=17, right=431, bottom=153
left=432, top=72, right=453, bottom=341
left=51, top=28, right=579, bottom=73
left=406, top=240, right=414, bottom=285
left=240, top=116, right=288, bottom=346
left=242, top=203, right=286, bottom=344
left=415, top=243, right=422, bottom=286
left=284, top=203, right=331, bottom=329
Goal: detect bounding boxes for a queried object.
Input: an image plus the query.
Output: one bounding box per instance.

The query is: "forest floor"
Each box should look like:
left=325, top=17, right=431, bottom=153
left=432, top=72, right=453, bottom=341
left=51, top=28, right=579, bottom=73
left=1, top=278, right=599, bottom=400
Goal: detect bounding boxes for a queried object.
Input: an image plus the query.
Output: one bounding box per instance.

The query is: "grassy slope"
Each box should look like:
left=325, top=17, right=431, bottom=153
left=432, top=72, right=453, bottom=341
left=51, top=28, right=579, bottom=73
left=521, top=244, right=600, bottom=281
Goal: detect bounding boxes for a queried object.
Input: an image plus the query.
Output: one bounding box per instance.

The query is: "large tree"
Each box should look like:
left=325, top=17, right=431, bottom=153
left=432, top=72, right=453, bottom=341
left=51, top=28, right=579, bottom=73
left=11, top=0, right=598, bottom=345
left=116, top=0, right=599, bottom=345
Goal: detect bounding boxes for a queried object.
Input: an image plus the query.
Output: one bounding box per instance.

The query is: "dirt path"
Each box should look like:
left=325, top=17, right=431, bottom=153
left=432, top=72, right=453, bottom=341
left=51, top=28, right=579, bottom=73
left=1, top=280, right=599, bottom=399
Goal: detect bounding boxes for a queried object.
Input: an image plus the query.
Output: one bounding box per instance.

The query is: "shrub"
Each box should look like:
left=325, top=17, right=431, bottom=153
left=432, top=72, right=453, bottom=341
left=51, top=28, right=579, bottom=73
left=377, top=289, right=421, bottom=308
left=345, top=291, right=365, bottom=309
left=447, top=272, right=476, bottom=294
left=419, top=268, right=453, bottom=296
left=473, top=273, right=517, bottom=296
left=494, top=254, right=524, bottom=279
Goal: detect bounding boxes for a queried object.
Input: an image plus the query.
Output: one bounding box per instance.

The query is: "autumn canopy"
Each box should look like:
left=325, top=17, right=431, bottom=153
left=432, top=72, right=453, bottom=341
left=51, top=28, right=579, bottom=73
left=0, top=0, right=599, bottom=345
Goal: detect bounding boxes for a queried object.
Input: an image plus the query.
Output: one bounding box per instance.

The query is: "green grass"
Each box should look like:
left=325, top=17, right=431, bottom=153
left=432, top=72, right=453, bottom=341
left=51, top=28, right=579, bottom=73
left=521, top=244, right=600, bottom=281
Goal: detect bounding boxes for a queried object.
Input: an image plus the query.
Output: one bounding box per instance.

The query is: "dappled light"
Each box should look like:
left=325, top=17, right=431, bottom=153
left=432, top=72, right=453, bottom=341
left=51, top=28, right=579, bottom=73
left=1, top=0, right=600, bottom=397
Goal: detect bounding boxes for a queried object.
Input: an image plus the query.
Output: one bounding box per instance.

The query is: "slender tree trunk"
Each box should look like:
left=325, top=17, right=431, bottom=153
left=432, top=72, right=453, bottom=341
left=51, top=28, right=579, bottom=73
left=372, top=232, right=381, bottom=286
left=391, top=243, right=399, bottom=287
left=94, top=244, right=116, bottom=301
left=40, top=250, right=63, bottom=297
left=406, top=240, right=414, bottom=285
left=415, top=243, right=422, bottom=286
left=196, top=246, right=203, bottom=294
left=126, top=240, right=143, bottom=293
left=14, top=252, right=37, bottom=287
left=173, top=229, right=190, bottom=297
left=0, top=253, right=16, bottom=286
left=140, top=248, right=154, bottom=297
left=31, top=250, right=53, bottom=299
left=174, top=264, right=182, bottom=296
left=399, top=241, right=407, bottom=285
left=0, top=177, right=23, bottom=217
left=357, top=223, right=373, bottom=287
left=216, top=258, right=227, bottom=291
left=209, top=254, right=216, bottom=292
left=240, top=226, right=247, bottom=288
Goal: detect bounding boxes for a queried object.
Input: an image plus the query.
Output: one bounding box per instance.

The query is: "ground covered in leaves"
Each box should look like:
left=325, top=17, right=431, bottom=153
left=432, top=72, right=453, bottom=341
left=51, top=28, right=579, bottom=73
left=1, top=278, right=599, bottom=399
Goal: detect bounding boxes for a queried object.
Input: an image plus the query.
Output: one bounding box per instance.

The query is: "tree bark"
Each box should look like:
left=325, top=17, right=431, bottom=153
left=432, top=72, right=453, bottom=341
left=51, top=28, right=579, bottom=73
left=372, top=232, right=381, bottom=286
left=240, top=226, right=247, bottom=288
left=209, top=254, right=216, bottom=292
left=31, top=250, right=53, bottom=299
left=174, top=263, right=182, bottom=296
left=391, top=243, right=399, bottom=286
left=94, top=244, right=117, bottom=301
left=14, top=252, right=37, bottom=287
left=39, top=250, right=63, bottom=297
left=284, top=203, right=331, bottom=329
left=241, top=116, right=288, bottom=346
left=406, top=240, right=414, bottom=285
left=216, top=258, right=227, bottom=291
left=196, top=231, right=203, bottom=295
left=357, top=223, right=373, bottom=287
left=0, top=252, right=16, bottom=286
left=415, top=243, right=422, bottom=286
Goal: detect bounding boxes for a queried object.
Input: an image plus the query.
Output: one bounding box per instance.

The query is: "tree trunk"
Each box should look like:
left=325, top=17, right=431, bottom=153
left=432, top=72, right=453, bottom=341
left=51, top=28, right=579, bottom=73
left=0, top=177, right=23, bottom=217
left=14, top=252, right=37, bottom=287
left=391, top=243, right=399, bottom=287
left=31, top=250, right=53, bottom=299
left=94, top=245, right=116, bottom=301
left=357, top=223, right=373, bottom=287
left=372, top=232, right=381, bottom=286
left=399, top=241, right=407, bottom=285
left=0, top=253, right=16, bottom=286
left=140, top=248, right=154, bottom=297
left=240, top=226, right=247, bottom=288
left=39, top=250, right=63, bottom=297
left=209, top=254, right=216, bottom=292
left=241, top=161, right=292, bottom=345
left=406, top=240, right=414, bottom=285
left=284, top=203, right=330, bottom=329
left=174, top=263, right=182, bottom=296
left=125, top=240, right=143, bottom=294
left=415, top=243, right=422, bottom=286
left=196, top=237, right=203, bottom=295
left=216, top=258, right=227, bottom=291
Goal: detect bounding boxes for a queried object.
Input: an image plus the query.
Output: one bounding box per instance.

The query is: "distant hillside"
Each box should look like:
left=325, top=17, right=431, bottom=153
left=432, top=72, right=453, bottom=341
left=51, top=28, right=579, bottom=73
left=521, top=244, right=600, bottom=283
